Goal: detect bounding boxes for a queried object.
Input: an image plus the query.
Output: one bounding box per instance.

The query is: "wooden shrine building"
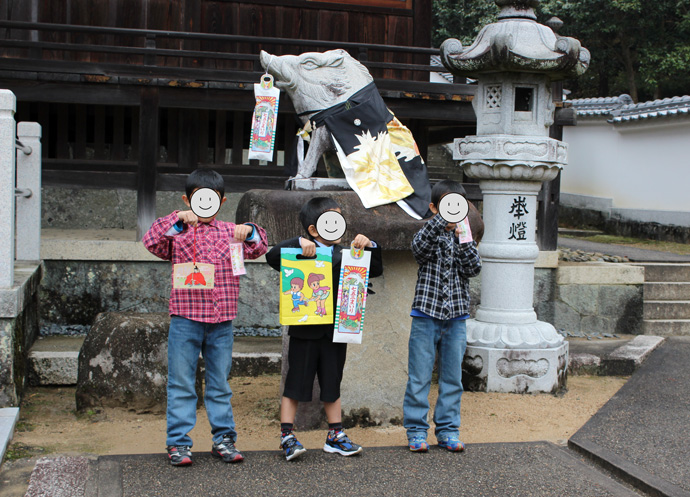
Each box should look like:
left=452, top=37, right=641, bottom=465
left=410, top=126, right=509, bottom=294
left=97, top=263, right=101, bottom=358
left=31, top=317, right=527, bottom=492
left=0, top=0, right=565, bottom=246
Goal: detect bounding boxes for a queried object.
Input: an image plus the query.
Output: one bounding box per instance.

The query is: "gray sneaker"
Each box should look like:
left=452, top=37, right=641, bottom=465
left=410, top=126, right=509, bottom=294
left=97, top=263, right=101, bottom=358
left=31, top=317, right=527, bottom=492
left=211, top=435, right=244, bottom=463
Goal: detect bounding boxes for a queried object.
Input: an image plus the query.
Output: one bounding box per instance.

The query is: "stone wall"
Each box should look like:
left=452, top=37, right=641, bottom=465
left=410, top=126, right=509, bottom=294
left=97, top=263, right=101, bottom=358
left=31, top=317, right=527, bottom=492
left=42, top=188, right=244, bottom=230
left=551, top=264, right=644, bottom=336
left=560, top=204, right=690, bottom=245
left=0, top=265, right=41, bottom=407
left=37, top=258, right=642, bottom=338
left=40, top=260, right=279, bottom=330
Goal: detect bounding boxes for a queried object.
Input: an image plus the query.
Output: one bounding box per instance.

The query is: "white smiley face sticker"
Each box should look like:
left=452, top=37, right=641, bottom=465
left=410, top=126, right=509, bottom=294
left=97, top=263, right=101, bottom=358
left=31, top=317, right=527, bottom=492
left=316, top=210, right=347, bottom=242
left=438, top=192, right=469, bottom=224
left=189, top=188, right=222, bottom=218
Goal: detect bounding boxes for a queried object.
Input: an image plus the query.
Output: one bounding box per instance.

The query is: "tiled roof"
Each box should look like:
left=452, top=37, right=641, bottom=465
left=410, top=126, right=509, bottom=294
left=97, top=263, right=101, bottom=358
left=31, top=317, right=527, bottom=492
left=569, top=94, right=690, bottom=122
left=610, top=95, right=690, bottom=123
left=568, top=94, right=633, bottom=116
left=430, top=55, right=454, bottom=83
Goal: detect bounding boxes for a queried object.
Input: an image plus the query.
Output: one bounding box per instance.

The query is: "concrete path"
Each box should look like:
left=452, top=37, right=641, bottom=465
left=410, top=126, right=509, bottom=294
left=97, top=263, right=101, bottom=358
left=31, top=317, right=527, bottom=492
left=570, top=336, right=690, bottom=497
left=88, top=443, right=638, bottom=497
left=19, top=337, right=690, bottom=497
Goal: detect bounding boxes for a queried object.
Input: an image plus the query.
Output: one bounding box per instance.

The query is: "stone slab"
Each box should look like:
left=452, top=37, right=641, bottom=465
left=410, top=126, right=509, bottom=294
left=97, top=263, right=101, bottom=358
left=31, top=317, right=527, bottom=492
left=643, top=319, right=690, bottom=336
left=28, top=335, right=282, bottom=386
left=557, top=263, right=645, bottom=285
left=24, top=456, right=93, bottom=497
left=28, top=350, right=80, bottom=385
left=84, top=442, right=639, bottom=497
left=642, top=263, right=690, bottom=283
left=0, top=263, right=41, bottom=318
left=0, top=407, right=19, bottom=464
left=568, top=353, right=602, bottom=375
left=602, top=335, right=665, bottom=376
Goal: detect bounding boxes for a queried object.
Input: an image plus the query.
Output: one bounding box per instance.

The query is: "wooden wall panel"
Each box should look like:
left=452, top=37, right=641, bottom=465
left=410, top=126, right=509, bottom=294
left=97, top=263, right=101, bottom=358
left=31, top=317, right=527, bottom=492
left=2, top=0, right=431, bottom=72
left=317, top=10, right=348, bottom=42
left=148, top=0, right=183, bottom=67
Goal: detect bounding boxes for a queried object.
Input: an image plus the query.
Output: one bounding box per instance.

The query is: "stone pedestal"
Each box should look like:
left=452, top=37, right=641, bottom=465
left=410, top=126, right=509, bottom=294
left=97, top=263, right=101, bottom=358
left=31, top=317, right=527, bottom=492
left=458, top=177, right=568, bottom=392
left=463, top=342, right=568, bottom=394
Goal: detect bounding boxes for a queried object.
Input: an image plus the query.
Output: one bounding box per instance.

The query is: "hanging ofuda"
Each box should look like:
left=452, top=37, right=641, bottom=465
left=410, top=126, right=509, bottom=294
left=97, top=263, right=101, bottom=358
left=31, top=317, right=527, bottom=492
left=248, top=73, right=280, bottom=161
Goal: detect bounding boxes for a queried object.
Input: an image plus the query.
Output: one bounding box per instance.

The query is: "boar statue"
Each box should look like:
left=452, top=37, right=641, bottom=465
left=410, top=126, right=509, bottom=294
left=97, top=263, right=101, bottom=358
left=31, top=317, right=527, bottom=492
left=260, top=49, right=432, bottom=219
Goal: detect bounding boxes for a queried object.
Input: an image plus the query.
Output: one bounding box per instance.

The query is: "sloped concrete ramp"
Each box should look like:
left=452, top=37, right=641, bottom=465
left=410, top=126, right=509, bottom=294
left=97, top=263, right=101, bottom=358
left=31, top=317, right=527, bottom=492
left=570, top=337, right=690, bottom=496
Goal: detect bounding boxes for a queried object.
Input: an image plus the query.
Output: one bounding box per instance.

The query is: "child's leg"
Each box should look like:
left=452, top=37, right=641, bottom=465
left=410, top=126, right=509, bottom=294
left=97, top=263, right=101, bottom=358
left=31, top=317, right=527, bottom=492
left=433, top=319, right=467, bottom=440
left=280, top=396, right=299, bottom=423
left=202, top=320, right=236, bottom=444
left=403, top=317, right=440, bottom=441
left=167, top=316, right=204, bottom=447
left=323, top=398, right=342, bottom=424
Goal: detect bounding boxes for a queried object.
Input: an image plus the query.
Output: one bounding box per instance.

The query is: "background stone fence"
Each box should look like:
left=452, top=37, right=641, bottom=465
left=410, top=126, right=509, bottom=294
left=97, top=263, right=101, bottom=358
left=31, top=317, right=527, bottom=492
left=37, top=254, right=644, bottom=338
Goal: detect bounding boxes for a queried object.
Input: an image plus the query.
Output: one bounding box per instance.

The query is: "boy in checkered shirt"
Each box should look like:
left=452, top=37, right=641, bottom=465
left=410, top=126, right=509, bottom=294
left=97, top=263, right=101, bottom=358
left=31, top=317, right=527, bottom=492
left=403, top=180, right=481, bottom=453
left=143, top=168, right=268, bottom=466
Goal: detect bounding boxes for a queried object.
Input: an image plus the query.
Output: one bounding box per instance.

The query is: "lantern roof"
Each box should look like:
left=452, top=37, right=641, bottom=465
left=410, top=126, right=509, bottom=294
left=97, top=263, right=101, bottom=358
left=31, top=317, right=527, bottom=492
left=441, top=0, right=590, bottom=81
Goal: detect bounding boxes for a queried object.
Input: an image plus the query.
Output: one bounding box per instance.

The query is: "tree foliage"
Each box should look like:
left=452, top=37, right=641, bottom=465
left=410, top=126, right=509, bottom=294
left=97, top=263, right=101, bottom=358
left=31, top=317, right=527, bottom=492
left=433, top=0, right=690, bottom=101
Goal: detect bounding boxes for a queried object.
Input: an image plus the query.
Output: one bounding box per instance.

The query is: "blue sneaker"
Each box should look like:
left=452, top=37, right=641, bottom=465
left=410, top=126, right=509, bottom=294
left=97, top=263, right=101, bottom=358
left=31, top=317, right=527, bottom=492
left=280, top=433, right=307, bottom=461
left=323, top=430, right=362, bottom=456
left=437, top=434, right=465, bottom=452
left=408, top=436, right=429, bottom=452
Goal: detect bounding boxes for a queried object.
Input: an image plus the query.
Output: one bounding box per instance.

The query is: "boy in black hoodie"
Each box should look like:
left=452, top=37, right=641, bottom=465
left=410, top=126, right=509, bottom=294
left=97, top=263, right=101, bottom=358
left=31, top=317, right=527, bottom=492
left=265, top=197, right=383, bottom=461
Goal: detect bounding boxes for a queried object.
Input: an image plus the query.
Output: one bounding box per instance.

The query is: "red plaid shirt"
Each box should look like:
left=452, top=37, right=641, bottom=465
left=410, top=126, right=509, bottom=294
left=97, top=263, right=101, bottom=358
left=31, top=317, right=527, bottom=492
left=143, top=211, right=268, bottom=323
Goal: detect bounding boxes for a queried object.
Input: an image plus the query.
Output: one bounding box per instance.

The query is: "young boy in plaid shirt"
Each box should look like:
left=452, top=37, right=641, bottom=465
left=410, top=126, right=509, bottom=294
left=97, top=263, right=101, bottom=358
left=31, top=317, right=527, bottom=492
left=143, top=168, right=268, bottom=466
left=403, top=180, right=482, bottom=453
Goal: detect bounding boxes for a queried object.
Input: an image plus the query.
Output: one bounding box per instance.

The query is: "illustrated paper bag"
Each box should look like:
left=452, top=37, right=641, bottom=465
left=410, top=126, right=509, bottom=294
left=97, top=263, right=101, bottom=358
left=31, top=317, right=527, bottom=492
left=279, top=247, right=333, bottom=326
left=333, top=246, right=371, bottom=344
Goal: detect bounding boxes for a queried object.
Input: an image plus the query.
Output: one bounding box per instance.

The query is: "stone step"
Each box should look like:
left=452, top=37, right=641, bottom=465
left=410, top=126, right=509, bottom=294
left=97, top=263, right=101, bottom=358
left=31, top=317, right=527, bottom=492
left=28, top=336, right=84, bottom=386
left=644, top=282, right=690, bottom=301
left=643, top=319, right=690, bottom=336
left=643, top=300, right=690, bottom=320
left=0, top=407, right=19, bottom=464
left=567, top=335, right=665, bottom=376
left=28, top=335, right=282, bottom=386
left=642, top=263, right=690, bottom=283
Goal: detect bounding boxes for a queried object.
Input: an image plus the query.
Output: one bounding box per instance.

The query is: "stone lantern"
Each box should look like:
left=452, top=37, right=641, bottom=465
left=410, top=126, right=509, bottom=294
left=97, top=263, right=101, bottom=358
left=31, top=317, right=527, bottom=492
left=441, top=0, right=589, bottom=393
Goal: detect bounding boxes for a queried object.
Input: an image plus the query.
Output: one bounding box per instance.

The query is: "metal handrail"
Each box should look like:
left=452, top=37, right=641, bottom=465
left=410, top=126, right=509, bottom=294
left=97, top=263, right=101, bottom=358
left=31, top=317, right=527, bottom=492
left=14, top=188, right=32, bottom=198
left=0, top=20, right=440, bottom=55
left=15, top=139, right=32, bottom=155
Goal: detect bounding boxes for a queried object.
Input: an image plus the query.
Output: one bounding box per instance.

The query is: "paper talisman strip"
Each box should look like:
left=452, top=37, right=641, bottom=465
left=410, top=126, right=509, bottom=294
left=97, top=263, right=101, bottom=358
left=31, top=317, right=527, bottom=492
left=248, top=74, right=280, bottom=161
left=333, top=245, right=371, bottom=344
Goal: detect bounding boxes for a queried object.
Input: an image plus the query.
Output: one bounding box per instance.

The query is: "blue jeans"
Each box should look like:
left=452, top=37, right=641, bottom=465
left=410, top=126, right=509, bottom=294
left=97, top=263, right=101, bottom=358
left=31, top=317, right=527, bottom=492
left=403, top=317, right=467, bottom=441
left=167, top=316, right=236, bottom=447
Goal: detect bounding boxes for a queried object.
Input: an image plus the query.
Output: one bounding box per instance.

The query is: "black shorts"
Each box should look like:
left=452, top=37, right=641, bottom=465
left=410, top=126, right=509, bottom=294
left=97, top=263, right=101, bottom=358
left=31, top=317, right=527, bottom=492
left=283, top=334, right=347, bottom=403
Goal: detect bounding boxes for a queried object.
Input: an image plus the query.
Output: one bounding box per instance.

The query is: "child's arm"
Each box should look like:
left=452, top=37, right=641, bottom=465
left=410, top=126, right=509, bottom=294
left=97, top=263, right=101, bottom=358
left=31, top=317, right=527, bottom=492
left=265, top=237, right=302, bottom=271
left=233, top=223, right=268, bottom=260
left=455, top=241, right=482, bottom=278
left=411, top=214, right=446, bottom=264
left=352, top=234, right=384, bottom=278
left=142, top=211, right=182, bottom=261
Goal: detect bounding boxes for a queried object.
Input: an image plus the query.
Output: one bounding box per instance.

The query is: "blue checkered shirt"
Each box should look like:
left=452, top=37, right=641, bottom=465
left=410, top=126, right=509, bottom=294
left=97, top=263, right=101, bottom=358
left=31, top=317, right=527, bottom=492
left=411, top=214, right=482, bottom=320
